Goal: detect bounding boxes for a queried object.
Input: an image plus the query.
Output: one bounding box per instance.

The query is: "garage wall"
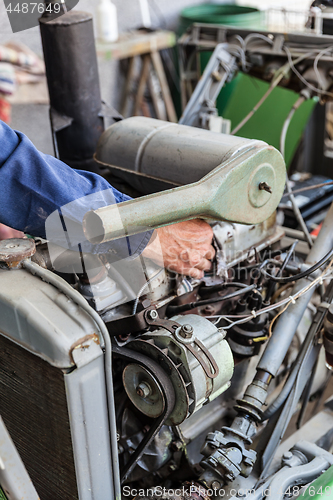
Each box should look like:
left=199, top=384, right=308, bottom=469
left=0, top=0, right=216, bottom=55
left=0, top=0, right=224, bottom=153
left=3, top=0, right=313, bottom=154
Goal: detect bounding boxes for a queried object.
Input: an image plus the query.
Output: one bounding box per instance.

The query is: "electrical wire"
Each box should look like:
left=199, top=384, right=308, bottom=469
left=280, top=95, right=314, bottom=248
left=280, top=180, right=333, bottom=199
left=228, top=33, right=282, bottom=135
left=213, top=267, right=333, bottom=330
left=166, top=284, right=256, bottom=315
left=244, top=32, right=274, bottom=48
left=231, top=78, right=281, bottom=136
left=267, top=257, right=333, bottom=339
left=265, top=241, right=298, bottom=302
left=254, top=258, right=284, bottom=286
left=270, top=283, right=294, bottom=304
left=230, top=35, right=333, bottom=99
left=229, top=41, right=316, bottom=136
left=279, top=241, right=298, bottom=277
left=283, top=45, right=333, bottom=99
left=264, top=246, right=333, bottom=284
left=314, top=45, right=333, bottom=92
left=132, top=268, right=164, bottom=315
left=262, top=277, right=333, bottom=422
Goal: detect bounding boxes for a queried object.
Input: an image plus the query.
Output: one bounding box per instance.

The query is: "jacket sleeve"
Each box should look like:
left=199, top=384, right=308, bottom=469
left=0, top=120, right=152, bottom=259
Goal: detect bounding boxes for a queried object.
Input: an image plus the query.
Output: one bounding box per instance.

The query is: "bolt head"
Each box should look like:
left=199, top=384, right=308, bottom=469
left=259, top=181, right=272, bottom=194
left=136, top=382, right=151, bottom=398
left=148, top=309, right=158, bottom=321
left=283, top=451, right=293, bottom=460
left=179, top=324, right=193, bottom=338
left=211, top=481, right=221, bottom=490
left=170, top=441, right=183, bottom=452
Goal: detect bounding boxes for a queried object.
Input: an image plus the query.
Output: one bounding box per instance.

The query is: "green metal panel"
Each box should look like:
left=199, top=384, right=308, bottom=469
left=0, top=487, right=8, bottom=500
left=174, top=4, right=263, bottom=117
left=219, top=74, right=317, bottom=167
left=301, top=465, right=333, bottom=499
left=178, top=5, right=315, bottom=167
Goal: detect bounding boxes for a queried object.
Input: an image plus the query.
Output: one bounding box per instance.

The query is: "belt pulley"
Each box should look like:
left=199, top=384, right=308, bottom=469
left=112, top=345, right=176, bottom=483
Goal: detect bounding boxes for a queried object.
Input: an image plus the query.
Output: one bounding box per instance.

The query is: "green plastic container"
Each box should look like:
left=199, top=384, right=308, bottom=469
left=179, top=4, right=264, bottom=33
left=173, top=4, right=264, bottom=117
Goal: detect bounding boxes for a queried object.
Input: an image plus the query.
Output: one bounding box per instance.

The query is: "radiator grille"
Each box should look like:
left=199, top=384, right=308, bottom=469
left=0, top=332, right=78, bottom=500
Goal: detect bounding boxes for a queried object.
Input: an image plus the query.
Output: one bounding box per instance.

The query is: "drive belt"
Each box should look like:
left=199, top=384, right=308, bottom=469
left=112, top=345, right=176, bottom=483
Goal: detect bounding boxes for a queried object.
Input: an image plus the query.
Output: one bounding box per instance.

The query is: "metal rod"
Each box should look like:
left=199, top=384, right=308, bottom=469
left=258, top=201, right=333, bottom=377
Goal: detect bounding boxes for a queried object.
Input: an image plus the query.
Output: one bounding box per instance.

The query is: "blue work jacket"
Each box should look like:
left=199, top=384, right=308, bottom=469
left=0, top=120, right=152, bottom=259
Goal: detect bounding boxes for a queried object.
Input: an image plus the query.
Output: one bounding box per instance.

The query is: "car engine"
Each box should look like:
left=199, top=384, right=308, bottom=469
left=0, top=116, right=333, bottom=500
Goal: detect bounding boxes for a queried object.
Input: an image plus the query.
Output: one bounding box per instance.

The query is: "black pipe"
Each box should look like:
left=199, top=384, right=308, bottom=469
left=166, top=284, right=256, bottom=315
left=39, top=10, right=104, bottom=171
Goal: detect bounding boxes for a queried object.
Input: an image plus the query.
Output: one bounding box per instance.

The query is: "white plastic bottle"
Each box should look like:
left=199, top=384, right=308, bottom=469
left=97, top=0, right=119, bottom=43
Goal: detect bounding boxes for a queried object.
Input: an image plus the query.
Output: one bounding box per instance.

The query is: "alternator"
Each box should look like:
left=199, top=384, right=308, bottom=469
left=123, top=315, right=234, bottom=425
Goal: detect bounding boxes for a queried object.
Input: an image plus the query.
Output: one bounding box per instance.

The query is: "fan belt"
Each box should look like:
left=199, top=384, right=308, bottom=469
left=113, top=345, right=176, bottom=483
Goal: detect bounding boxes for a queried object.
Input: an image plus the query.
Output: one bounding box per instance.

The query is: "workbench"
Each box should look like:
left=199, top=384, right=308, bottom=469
left=96, top=29, right=177, bottom=122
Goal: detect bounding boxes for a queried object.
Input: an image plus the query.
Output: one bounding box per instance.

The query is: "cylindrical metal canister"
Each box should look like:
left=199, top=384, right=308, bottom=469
left=39, top=11, right=104, bottom=170
left=95, top=116, right=265, bottom=193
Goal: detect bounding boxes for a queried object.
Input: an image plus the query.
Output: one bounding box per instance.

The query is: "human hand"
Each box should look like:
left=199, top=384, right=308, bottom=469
left=0, top=224, right=24, bottom=240
left=143, top=219, right=215, bottom=279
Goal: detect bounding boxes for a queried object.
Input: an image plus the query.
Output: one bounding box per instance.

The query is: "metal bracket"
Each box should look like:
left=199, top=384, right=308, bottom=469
left=50, top=107, right=73, bottom=133
left=99, top=101, right=123, bottom=122
left=145, top=310, right=219, bottom=379
left=179, top=43, right=236, bottom=128
left=186, top=339, right=219, bottom=380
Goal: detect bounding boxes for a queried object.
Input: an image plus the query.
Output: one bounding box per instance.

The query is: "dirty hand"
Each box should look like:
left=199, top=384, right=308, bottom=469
left=0, top=224, right=24, bottom=241
left=143, top=219, right=215, bottom=279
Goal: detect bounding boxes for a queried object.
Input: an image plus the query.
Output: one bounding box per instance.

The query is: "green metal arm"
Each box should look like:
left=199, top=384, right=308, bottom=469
left=83, top=145, right=286, bottom=244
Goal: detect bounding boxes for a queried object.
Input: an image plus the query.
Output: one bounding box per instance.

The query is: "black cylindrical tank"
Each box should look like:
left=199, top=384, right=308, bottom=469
left=39, top=10, right=104, bottom=170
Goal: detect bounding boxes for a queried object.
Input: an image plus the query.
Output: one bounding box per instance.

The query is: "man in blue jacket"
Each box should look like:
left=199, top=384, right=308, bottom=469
left=0, top=120, right=215, bottom=278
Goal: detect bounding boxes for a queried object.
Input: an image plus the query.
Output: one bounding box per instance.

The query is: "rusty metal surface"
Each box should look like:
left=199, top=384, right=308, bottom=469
left=0, top=268, right=100, bottom=369
left=0, top=238, right=35, bottom=267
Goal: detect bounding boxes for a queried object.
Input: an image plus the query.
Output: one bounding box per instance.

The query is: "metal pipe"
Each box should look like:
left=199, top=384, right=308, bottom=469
left=258, top=201, right=333, bottom=377
left=267, top=457, right=332, bottom=500
left=39, top=10, right=104, bottom=171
